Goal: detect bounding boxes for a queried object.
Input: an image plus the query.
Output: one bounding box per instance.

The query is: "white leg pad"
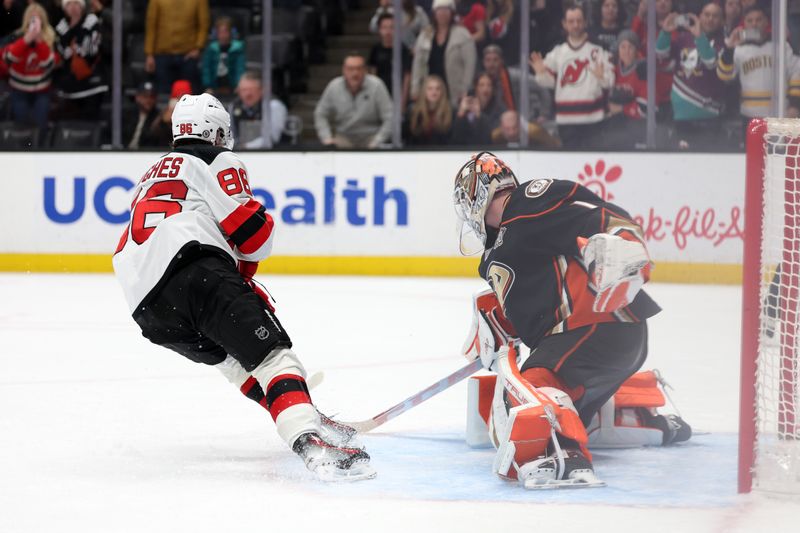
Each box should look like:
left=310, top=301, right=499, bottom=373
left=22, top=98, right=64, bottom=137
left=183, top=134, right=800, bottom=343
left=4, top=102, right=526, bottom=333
left=215, top=355, right=251, bottom=388
left=586, top=396, right=663, bottom=448
left=250, top=347, right=320, bottom=447
left=466, top=377, right=492, bottom=448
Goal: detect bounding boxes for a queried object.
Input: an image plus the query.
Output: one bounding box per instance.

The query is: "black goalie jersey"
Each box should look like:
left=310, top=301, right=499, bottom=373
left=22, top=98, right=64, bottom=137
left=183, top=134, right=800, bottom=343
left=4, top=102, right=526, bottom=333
left=479, top=178, right=661, bottom=349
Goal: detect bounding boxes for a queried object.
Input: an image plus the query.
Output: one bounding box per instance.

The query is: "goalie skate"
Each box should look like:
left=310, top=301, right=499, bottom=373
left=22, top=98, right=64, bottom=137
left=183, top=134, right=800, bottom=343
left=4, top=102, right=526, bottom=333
left=520, top=449, right=606, bottom=490
left=292, top=432, right=376, bottom=482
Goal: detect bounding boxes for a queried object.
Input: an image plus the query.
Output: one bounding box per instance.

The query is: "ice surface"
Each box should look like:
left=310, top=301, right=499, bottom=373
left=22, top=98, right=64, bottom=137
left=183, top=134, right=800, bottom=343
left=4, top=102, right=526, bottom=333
left=1, top=274, right=798, bottom=532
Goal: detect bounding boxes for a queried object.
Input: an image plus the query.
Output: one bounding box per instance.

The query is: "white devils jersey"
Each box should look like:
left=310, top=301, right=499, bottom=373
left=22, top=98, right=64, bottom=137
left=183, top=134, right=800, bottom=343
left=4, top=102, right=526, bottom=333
left=535, top=40, right=614, bottom=125
left=113, top=144, right=274, bottom=313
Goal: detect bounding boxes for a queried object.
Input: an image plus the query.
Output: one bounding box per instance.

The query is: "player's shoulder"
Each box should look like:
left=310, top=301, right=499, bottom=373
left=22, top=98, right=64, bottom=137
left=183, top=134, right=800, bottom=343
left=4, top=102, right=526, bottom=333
left=501, top=179, right=579, bottom=223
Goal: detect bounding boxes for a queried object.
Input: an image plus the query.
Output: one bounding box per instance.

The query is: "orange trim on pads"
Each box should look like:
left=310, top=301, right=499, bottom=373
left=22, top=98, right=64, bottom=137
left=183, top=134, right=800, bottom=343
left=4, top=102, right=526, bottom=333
left=553, top=324, right=598, bottom=372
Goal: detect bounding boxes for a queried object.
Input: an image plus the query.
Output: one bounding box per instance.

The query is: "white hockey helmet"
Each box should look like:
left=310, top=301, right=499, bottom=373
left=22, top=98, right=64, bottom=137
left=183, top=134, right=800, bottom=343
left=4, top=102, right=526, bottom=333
left=171, top=93, right=234, bottom=149
left=453, top=151, right=518, bottom=255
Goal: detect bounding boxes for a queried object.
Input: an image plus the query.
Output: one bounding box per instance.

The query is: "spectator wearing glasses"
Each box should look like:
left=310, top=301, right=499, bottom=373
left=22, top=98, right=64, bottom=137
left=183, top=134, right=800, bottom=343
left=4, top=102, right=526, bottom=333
left=228, top=71, right=288, bottom=149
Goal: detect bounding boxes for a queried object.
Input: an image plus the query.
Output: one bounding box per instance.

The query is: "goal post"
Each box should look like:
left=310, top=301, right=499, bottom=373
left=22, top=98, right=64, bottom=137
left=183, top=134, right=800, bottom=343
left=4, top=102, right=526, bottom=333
left=740, top=117, right=800, bottom=494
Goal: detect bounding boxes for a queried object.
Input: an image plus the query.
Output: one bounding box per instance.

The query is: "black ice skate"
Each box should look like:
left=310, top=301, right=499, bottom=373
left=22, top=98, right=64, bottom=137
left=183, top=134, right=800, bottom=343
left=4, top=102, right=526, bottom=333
left=519, top=449, right=605, bottom=490
left=640, top=410, right=693, bottom=445
left=292, top=432, right=376, bottom=482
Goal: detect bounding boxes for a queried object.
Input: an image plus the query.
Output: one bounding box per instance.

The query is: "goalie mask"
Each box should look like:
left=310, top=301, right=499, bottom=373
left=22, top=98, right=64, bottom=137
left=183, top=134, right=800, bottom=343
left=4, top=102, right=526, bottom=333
left=453, top=152, right=518, bottom=255
left=171, top=93, right=234, bottom=149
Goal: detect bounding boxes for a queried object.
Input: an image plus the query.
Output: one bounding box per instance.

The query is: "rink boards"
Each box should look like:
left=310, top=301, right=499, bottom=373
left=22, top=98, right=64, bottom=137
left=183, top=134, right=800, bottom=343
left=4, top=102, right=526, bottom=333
left=0, top=151, right=744, bottom=283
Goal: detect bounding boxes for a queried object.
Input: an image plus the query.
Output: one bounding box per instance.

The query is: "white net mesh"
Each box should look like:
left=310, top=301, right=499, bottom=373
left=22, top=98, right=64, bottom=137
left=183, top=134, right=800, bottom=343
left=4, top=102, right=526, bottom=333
left=755, top=118, right=800, bottom=493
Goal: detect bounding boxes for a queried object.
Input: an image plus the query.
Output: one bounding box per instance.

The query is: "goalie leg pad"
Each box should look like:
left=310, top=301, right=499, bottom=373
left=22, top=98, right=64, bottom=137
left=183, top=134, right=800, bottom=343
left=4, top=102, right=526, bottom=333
left=586, top=370, right=692, bottom=448
left=489, top=347, right=591, bottom=481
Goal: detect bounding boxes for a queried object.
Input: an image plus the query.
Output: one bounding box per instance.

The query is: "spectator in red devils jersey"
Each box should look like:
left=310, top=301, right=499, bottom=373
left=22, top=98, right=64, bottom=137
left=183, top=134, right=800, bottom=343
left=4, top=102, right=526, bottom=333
left=453, top=152, right=689, bottom=488
left=1, top=3, right=59, bottom=134
left=112, top=93, right=375, bottom=482
left=529, top=3, right=613, bottom=149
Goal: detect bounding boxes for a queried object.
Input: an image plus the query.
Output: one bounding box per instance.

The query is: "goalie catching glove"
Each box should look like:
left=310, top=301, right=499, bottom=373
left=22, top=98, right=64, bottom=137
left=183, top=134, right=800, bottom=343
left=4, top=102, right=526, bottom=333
left=462, top=289, right=520, bottom=371
left=578, top=233, right=653, bottom=313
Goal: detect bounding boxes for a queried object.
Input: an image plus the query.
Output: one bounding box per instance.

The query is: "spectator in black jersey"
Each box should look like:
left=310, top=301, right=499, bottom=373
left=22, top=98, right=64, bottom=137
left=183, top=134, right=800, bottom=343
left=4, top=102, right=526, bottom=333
left=367, top=13, right=412, bottom=108
left=406, top=74, right=454, bottom=144
left=124, top=80, right=161, bottom=149
left=589, top=0, right=627, bottom=55
left=52, top=0, right=108, bottom=121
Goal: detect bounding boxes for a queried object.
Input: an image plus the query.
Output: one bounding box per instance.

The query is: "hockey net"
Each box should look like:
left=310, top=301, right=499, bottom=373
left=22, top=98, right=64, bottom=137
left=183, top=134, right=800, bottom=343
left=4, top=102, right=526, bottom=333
left=740, top=118, right=800, bottom=494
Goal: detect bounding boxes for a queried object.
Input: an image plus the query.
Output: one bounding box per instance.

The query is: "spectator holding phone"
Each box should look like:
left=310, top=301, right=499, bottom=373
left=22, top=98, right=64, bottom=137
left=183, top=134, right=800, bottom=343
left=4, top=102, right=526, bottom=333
left=451, top=72, right=504, bottom=145
left=1, top=3, right=59, bottom=132
left=657, top=2, right=727, bottom=149
left=718, top=5, right=800, bottom=131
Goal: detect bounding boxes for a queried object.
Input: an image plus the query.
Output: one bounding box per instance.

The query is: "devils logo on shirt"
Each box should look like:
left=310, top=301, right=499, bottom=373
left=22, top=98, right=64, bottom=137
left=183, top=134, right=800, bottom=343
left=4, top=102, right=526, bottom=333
left=561, top=58, right=590, bottom=87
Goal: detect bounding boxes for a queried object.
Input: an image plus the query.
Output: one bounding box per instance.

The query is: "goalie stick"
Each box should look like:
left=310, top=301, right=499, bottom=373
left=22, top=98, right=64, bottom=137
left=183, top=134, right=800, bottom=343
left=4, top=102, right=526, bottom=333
left=341, top=359, right=484, bottom=433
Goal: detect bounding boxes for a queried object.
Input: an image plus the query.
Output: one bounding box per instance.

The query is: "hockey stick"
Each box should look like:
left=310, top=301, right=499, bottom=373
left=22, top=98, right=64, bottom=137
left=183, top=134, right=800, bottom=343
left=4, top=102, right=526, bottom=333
left=341, top=358, right=484, bottom=433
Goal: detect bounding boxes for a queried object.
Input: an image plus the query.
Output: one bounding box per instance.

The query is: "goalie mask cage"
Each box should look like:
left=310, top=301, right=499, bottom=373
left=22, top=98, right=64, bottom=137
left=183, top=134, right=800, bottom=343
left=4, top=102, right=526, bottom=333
left=740, top=118, right=800, bottom=494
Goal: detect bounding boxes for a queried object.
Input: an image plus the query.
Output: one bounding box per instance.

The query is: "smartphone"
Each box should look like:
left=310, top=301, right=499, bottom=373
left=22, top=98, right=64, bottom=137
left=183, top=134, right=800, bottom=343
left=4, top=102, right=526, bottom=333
left=740, top=28, right=762, bottom=43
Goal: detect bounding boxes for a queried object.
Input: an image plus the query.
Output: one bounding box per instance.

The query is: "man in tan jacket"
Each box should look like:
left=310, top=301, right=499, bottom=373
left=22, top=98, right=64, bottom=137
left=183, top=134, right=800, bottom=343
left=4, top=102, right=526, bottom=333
left=144, top=0, right=210, bottom=94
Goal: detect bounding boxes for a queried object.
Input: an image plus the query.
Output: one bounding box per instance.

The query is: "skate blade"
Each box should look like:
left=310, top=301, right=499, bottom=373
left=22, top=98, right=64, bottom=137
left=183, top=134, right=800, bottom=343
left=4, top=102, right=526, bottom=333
left=523, top=474, right=606, bottom=490
left=313, top=462, right=377, bottom=482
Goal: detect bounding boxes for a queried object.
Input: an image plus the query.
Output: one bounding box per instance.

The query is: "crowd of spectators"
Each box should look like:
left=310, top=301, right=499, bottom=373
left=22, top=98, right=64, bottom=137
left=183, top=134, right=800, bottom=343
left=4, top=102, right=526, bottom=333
left=1, top=0, right=800, bottom=151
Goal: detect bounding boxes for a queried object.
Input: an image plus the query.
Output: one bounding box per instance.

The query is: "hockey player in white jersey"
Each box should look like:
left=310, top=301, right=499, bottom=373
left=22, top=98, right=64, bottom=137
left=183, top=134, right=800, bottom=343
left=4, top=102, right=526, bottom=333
left=113, top=93, right=375, bottom=482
